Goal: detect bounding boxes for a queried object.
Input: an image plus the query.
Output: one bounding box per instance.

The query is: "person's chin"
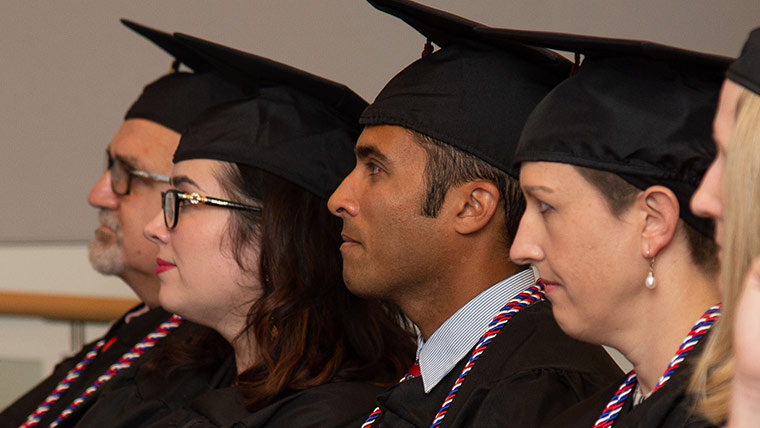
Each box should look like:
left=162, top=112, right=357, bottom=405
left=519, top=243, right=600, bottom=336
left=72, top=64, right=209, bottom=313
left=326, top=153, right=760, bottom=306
left=552, top=307, right=588, bottom=341
left=543, top=286, right=578, bottom=332
left=343, top=270, right=381, bottom=299
left=88, top=241, right=125, bottom=275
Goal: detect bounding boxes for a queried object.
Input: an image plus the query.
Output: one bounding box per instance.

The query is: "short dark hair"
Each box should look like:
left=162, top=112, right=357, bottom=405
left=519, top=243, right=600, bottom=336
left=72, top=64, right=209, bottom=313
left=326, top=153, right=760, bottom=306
left=576, top=166, right=719, bottom=275
left=407, top=130, right=525, bottom=246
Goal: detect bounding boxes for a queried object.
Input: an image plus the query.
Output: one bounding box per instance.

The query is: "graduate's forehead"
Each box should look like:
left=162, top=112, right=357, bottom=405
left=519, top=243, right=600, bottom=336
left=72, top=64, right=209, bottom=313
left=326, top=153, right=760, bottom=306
left=354, top=125, right=426, bottom=167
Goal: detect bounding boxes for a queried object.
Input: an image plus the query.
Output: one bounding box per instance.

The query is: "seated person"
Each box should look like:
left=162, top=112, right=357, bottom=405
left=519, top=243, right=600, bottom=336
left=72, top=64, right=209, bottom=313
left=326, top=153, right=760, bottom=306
left=0, top=20, right=245, bottom=428
left=482, top=27, right=726, bottom=427
left=139, top=33, right=416, bottom=427
left=328, top=1, right=624, bottom=427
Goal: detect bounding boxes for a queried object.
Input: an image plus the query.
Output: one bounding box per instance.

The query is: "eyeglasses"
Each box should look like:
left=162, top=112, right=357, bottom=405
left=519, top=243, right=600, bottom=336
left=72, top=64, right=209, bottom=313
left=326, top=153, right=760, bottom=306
left=161, top=189, right=262, bottom=230
left=106, top=151, right=170, bottom=196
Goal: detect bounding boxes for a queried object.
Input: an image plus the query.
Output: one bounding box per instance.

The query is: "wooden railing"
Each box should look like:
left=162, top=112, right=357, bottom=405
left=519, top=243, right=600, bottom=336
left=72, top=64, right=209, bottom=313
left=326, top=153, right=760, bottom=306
left=0, top=291, right=139, bottom=322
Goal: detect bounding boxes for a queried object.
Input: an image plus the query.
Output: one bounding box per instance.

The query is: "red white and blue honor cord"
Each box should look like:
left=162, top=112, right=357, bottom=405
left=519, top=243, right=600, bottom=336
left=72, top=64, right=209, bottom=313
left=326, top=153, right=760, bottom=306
left=361, top=282, right=545, bottom=428
left=19, top=339, right=107, bottom=428
left=592, top=304, right=721, bottom=428
left=20, top=314, right=184, bottom=428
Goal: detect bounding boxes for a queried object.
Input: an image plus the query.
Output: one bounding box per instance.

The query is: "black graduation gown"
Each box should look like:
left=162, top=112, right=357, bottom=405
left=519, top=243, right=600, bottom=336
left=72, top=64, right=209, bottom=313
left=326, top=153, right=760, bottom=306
left=0, top=307, right=229, bottom=428
left=0, top=305, right=169, bottom=428
left=144, top=381, right=386, bottom=428
left=73, top=327, right=236, bottom=428
left=370, top=301, right=624, bottom=428
left=543, top=334, right=717, bottom=428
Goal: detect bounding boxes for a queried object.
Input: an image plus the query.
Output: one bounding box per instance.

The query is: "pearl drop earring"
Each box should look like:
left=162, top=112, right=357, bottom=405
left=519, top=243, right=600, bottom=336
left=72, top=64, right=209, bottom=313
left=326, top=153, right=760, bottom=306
left=645, top=250, right=656, bottom=290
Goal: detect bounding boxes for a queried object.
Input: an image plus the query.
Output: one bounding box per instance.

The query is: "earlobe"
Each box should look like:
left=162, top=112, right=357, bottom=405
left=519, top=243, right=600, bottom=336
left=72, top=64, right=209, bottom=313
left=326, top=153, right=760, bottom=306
left=639, top=186, right=680, bottom=257
left=453, top=181, right=500, bottom=235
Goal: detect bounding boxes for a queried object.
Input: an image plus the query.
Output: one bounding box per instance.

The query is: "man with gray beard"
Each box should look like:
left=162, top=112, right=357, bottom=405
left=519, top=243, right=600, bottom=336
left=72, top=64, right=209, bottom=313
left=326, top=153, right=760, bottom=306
left=0, top=21, right=244, bottom=428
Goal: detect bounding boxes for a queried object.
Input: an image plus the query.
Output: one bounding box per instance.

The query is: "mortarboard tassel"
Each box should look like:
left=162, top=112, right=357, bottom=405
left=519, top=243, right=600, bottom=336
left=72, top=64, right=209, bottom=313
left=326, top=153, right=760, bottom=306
left=421, top=39, right=434, bottom=57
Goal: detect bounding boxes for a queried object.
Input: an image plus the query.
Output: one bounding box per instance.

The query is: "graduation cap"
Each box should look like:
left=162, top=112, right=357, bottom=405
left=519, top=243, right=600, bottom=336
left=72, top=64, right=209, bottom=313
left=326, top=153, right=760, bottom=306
left=728, top=27, right=760, bottom=95
left=360, top=0, right=572, bottom=177
left=120, top=19, right=245, bottom=133
left=478, top=27, right=732, bottom=236
left=172, top=33, right=367, bottom=125
left=171, top=34, right=367, bottom=201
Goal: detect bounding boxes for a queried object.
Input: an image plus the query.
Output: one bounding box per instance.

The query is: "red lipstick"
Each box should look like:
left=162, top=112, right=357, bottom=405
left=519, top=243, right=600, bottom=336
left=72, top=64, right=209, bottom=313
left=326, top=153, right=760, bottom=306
left=156, top=258, right=175, bottom=275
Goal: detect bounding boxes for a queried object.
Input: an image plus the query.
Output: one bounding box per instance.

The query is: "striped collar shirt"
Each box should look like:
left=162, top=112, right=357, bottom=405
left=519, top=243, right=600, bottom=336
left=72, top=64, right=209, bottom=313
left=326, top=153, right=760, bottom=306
left=416, top=268, right=537, bottom=393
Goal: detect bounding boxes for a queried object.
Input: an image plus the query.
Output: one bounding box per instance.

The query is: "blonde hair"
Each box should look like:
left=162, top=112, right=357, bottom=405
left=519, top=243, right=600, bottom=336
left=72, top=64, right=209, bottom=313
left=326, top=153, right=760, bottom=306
left=690, top=87, right=760, bottom=425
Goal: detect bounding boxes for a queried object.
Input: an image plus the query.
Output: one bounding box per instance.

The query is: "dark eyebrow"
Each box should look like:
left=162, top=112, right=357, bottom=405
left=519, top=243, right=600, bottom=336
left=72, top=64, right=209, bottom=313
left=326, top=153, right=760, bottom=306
left=355, top=144, right=390, bottom=164
left=171, top=175, right=204, bottom=191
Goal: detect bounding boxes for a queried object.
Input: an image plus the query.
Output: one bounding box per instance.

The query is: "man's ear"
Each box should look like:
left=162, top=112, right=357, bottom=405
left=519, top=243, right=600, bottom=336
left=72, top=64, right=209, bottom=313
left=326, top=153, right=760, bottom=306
left=446, top=181, right=500, bottom=236
left=638, top=185, right=680, bottom=257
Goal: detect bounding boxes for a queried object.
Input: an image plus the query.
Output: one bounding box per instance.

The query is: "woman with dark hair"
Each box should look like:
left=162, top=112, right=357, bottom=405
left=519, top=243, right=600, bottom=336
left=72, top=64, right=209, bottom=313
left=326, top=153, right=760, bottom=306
left=140, top=40, right=416, bottom=427
left=480, top=27, right=728, bottom=428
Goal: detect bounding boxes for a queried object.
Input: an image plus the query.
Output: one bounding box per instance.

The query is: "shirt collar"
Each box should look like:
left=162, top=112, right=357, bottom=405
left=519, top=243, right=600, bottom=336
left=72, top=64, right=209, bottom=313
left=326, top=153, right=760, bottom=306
left=416, top=268, right=536, bottom=393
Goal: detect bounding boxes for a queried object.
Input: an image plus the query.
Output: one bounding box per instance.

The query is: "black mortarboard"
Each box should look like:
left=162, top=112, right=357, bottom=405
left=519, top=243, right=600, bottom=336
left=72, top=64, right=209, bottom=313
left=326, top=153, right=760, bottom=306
left=728, top=27, right=760, bottom=95
left=173, top=33, right=368, bottom=125
left=360, top=0, right=572, bottom=177
left=479, top=28, right=731, bottom=236
left=171, top=36, right=366, bottom=201
left=120, top=20, right=244, bottom=133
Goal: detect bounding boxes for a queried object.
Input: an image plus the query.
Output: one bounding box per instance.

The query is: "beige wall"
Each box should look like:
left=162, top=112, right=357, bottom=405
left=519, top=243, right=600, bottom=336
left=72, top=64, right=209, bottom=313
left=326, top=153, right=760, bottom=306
left=0, top=0, right=753, bottom=408
left=1, top=0, right=758, bottom=242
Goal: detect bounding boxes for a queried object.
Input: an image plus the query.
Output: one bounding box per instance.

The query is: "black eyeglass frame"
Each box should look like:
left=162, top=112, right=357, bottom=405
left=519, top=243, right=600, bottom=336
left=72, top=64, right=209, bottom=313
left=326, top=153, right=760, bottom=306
left=161, top=189, right=262, bottom=230
left=107, top=151, right=171, bottom=196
